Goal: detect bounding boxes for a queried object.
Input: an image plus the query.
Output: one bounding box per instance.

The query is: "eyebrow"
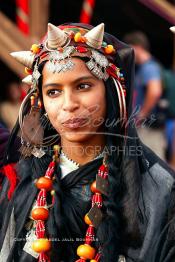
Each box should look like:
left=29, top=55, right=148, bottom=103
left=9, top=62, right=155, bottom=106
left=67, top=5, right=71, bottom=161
left=43, top=76, right=96, bottom=89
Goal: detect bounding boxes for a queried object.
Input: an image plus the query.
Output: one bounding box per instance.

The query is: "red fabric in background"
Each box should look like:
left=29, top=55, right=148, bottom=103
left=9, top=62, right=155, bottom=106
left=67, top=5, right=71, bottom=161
left=16, top=0, right=29, bottom=35
left=80, top=0, right=95, bottom=24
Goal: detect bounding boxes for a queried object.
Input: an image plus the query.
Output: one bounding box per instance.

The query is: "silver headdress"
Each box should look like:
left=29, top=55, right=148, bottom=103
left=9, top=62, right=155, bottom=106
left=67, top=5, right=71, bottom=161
left=10, top=22, right=127, bottom=122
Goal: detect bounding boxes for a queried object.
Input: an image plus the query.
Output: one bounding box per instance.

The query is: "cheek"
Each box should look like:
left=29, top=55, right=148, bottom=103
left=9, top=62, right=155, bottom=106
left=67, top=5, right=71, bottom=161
left=43, top=98, right=61, bottom=124
left=86, top=89, right=106, bottom=122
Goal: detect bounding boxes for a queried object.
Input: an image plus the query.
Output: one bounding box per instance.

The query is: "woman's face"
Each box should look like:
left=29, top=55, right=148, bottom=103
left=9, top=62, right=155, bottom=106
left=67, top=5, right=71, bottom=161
left=42, top=58, right=106, bottom=143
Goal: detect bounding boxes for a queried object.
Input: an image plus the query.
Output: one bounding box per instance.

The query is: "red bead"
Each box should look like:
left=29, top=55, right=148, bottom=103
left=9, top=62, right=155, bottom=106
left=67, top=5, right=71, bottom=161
left=85, top=225, right=95, bottom=244
left=92, top=193, right=103, bottom=208
left=76, top=46, right=88, bottom=53
left=98, top=164, right=108, bottom=179
left=110, top=64, right=117, bottom=70
left=123, top=89, right=126, bottom=97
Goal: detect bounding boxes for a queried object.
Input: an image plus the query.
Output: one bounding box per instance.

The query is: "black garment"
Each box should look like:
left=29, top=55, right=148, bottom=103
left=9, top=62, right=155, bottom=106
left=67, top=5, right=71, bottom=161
left=0, top=123, right=9, bottom=168
left=0, top=156, right=103, bottom=262
left=0, top=152, right=175, bottom=262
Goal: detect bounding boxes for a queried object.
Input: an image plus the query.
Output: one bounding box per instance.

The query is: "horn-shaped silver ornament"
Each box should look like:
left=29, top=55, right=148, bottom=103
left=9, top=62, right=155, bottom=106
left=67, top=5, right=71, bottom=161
left=47, top=23, right=69, bottom=49
left=22, top=75, right=33, bottom=85
left=10, top=51, right=35, bottom=68
left=84, top=23, right=104, bottom=49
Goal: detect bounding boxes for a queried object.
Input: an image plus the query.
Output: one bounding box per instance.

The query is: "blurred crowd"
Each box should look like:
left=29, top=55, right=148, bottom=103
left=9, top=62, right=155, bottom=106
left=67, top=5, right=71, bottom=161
left=0, top=30, right=175, bottom=170
left=124, top=31, right=175, bottom=170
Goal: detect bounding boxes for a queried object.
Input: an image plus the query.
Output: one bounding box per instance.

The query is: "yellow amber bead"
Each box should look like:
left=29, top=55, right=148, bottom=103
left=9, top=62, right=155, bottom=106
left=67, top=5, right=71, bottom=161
left=53, top=145, right=59, bottom=151
left=104, top=44, right=115, bottom=54
left=51, top=190, right=55, bottom=196
left=74, top=32, right=82, bottom=42
left=90, top=260, right=97, bottom=262
left=31, top=44, right=40, bottom=54
left=25, top=67, right=32, bottom=74
left=32, top=238, right=51, bottom=253
left=36, top=176, right=53, bottom=191
left=84, top=213, right=93, bottom=225
left=77, top=244, right=96, bottom=259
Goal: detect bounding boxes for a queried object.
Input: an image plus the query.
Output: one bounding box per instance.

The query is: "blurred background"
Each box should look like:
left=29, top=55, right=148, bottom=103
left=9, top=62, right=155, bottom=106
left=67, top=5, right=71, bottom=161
left=0, top=0, right=175, bottom=169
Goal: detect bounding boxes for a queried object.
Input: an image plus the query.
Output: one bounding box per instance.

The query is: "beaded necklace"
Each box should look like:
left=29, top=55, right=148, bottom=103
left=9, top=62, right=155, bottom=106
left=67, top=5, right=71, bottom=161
left=30, top=145, right=109, bottom=262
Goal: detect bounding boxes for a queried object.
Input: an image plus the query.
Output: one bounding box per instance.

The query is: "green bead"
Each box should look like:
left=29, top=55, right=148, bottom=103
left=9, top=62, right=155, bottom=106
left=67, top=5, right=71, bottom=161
left=102, top=41, right=107, bottom=47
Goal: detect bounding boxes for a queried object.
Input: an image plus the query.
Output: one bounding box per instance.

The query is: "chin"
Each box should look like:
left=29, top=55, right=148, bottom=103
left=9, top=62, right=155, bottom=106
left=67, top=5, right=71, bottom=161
left=62, top=130, right=94, bottom=143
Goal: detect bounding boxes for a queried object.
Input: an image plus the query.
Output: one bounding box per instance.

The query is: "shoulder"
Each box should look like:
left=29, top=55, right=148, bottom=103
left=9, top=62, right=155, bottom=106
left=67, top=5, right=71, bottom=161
left=145, top=162, right=174, bottom=192
left=142, top=59, right=161, bottom=74
left=141, top=162, right=175, bottom=217
left=140, top=59, right=161, bottom=80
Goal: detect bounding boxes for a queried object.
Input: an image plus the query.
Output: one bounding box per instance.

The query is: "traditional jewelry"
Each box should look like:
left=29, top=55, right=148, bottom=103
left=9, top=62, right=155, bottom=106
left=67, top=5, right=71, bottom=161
left=25, top=144, right=109, bottom=262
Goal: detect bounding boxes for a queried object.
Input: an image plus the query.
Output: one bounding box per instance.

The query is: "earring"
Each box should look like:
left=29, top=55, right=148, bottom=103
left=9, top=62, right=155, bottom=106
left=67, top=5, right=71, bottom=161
left=19, top=94, right=45, bottom=158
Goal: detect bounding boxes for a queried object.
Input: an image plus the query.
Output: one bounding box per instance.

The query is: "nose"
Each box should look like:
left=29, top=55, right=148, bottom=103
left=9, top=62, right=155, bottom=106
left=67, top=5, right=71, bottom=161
left=62, top=89, right=79, bottom=112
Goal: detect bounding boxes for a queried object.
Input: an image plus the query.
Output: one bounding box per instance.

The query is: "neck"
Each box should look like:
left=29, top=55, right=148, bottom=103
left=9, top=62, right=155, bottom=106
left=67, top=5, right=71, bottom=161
left=61, top=135, right=106, bottom=166
left=139, top=50, right=151, bottom=64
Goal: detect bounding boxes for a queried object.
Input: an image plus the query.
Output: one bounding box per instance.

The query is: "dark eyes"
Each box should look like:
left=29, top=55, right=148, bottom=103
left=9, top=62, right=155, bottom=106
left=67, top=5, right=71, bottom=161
left=47, top=90, right=62, bottom=96
left=77, top=83, right=91, bottom=90
left=47, top=83, right=91, bottom=97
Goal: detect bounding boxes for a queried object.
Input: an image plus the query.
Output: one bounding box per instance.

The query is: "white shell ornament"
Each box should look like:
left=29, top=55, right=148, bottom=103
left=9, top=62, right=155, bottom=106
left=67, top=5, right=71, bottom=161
left=47, top=23, right=69, bottom=49
left=10, top=51, right=35, bottom=68
left=22, top=75, right=32, bottom=85
left=170, top=26, right=175, bottom=33
left=84, top=23, right=104, bottom=49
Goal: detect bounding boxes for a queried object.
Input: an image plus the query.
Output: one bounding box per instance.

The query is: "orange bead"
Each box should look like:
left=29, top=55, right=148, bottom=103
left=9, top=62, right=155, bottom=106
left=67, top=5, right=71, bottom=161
left=84, top=213, right=93, bottom=225
left=31, top=44, right=40, bottom=54
left=74, top=32, right=82, bottom=42
left=38, top=99, right=42, bottom=108
left=90, top=181, right=101, bottom=194
left=30, top=96, right=35, bottom=106
left=25, top=67, right=32, bottom=75
left=104, top=44, right=115, bottom=54
left=31, top=207, right=49, bottom=220
left=36, top=177, right=53, bottom=191
left=32, top=238, right=51, bottom=253
left=57, top=47, right=63, bottom=52
left=77, top=244, right=96, bottom=260
left=81, top=36, right=86, bottom=43
left=90, top=260, right=97, bottom=262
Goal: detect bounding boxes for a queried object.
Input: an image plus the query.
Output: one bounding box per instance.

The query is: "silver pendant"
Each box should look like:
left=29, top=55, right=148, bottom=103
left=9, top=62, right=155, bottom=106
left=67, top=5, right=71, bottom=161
left=118, top=255, right=126, bottom=262
left=23, top=229, right=39, bottom=258
left=32, top=147, right=45, bottom=158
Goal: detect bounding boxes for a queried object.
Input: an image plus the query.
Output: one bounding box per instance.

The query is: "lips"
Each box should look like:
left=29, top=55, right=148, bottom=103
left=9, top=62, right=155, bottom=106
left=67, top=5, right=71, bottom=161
left=62, top=118, right=88, bottom=129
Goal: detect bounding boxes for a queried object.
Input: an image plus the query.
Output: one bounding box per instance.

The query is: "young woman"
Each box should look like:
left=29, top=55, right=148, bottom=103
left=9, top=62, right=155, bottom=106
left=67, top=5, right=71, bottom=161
left=0, top=23, right=175, bottom=262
